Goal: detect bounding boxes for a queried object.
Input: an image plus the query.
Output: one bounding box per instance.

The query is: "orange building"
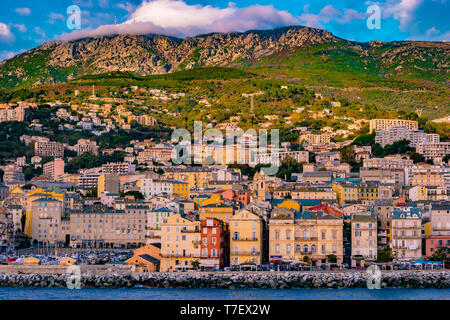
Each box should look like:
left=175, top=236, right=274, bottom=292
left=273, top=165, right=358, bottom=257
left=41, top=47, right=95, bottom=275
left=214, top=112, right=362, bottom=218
left=424, top=236, right=450, bottom=258
left=200, top=218, right=228, bottom=270
left=220, top=189, right=251, bottom=206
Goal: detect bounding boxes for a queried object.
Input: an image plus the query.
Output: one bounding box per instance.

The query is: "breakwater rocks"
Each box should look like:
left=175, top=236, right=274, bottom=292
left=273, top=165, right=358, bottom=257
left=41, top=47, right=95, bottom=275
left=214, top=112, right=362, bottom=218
left=0, top=271, right=449, bottom=289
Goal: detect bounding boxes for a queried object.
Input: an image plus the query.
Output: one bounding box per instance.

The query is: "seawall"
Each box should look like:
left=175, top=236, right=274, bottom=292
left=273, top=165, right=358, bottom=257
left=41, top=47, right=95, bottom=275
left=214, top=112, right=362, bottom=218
left=0, top=270, right=449, bottom=289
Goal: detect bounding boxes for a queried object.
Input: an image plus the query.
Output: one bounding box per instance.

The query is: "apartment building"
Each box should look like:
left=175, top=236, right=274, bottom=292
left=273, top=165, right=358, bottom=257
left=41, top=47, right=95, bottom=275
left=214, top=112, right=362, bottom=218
left=200, top=218, right=227, bottom=270
left=375, top=126, right=437, bottom=148
left=68, top=209, right=146, bottom=248
left=128, top=114, right=157, bottom=127
left=351, top=215, right=377, bottom=267
left=101, top=162, right=136, bottom=175
left=363, top=156, right=413, bottom=170
left=2, top=165, right=25, bottom=183
left=160, top=214, right=201, bottom=272
left=164, top=167, right=216, bottom=189
left=256, top=150, right=309, bottom=166
left=78, top=170, right=101, bottom=188
left=391, top=207, right=422, bottom=261
left=137, top=144, right=173, bottom=164
left=300, top=134, right=331, bottom=145
left=269, top=208, right=343, bottom=266
left=25, top=188, right=65, bottom=237
left=199, top=204, right=235, bottom=225
left=416, top=142, right=450, bottom=160
left=146, top=206, right=174, bottom=241
left=43, top=158, right=65, bottom=180
left=97, top=173, right=120, bottom=197
left=74, top=139, right=99, bottom=155
left=229, top=209, right=264, bottom=266
left=360, top=167, right=405, bottom=185
left=369, top=119, right=418, bottom=132
left=35, top=141, right=64, bottom=157
left=405, top=165, right=449, bottom=188
left=430, top=203, right=450, bottom=236
left=30, top=197, right=64, bottom=245
left=0, top=106, right=25, bottom=122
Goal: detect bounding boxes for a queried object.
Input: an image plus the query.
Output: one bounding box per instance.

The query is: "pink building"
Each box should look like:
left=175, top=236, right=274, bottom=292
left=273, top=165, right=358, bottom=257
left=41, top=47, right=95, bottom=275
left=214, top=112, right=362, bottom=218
left=425, top=236, right=450, bottom=257
left=43, top=158, right=65, bottom=180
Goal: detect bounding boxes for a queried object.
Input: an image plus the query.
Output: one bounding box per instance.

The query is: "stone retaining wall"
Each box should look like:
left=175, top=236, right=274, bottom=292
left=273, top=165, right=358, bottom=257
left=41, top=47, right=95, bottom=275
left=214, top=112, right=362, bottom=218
left=0, top=271, right=448, bottom=289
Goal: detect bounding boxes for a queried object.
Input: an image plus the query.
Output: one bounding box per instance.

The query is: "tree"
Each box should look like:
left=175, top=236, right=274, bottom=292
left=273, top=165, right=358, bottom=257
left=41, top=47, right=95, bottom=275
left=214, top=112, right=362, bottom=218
left=303, top=256, right=311, bottom=265
left=326, top=254, right=337, bottom=263
left=409, top=152, right=425, bottom=164
left=378, top=248, right=395, bottom=262
left=191, top=260, right=200, bottom=270
left=429, top=248, right=448, bottom=261
left=352, top=131, right=375, bottom=146
left=121, top=191, right=144, bottom=200
left=340, top=145, right=356, bottom=164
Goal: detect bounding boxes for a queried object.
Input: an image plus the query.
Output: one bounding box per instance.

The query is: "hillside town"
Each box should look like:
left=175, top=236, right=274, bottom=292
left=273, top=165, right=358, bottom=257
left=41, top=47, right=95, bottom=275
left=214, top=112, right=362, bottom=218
left=0, top=96, right=448, bottom=274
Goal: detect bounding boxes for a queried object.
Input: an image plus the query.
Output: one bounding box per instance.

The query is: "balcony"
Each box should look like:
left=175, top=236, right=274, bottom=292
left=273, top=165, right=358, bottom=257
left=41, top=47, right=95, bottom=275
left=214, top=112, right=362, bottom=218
left=295, top=237, right=318, bottom=241
left=161, top=253, right=201, bottom=258
left=192, top=240, right=201, bottom=245
left=394, top=235, right=420, bottom=239
left=180, top=229, right=200, bottom=233
left=231, top=251, right=260, bottom=256
left=232, top=237, right=258, bottom=241
left=432, top=227, right=450, bottom=231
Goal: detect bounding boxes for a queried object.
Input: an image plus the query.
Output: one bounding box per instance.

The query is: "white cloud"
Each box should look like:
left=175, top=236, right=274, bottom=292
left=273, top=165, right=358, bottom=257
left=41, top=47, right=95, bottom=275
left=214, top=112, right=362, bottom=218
left=34, top=26, right=47, bottom=39
left=299, top=5, right=365, bottom=28
left=98, top=0, right=109, bottom=9
left=425, top=26, right=440, bottom=36
left=12, top=24, right=27, bottom=33
left=374, top=0, right=424, bottom=31
left=15, top=7, right=31, bottom=16
left=60, top=0, right=299, bottom=40
left=48, top=12, right=66, bottom=25
left=0, top=50, right=18, bottom=61
left=0, top=22, right=15, bottom=42
left=116, top=1, right=136, bottom=14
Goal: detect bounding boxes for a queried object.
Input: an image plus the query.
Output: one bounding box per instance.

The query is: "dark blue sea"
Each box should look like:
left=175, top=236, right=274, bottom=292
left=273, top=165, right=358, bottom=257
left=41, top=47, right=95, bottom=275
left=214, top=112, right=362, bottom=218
left=0, top=287, right=449, bottom=300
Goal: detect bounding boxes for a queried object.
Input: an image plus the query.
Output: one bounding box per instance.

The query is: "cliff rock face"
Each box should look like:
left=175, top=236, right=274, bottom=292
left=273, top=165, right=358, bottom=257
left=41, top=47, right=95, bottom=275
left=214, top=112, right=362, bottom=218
left=0, top=25, right=448, bottom=90
left=0, top=26, right=342, bottom=87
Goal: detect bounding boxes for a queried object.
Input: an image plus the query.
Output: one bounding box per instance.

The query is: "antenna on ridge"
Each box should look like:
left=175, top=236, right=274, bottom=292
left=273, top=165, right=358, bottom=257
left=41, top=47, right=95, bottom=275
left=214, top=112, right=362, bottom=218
left=114, top=13, right=117, bottom=25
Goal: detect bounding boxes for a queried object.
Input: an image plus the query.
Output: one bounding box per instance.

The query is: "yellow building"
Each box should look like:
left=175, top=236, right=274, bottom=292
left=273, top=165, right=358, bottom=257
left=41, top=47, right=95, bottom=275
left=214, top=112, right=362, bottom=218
left=199, top=204, right=234, bottom=225
left=276, top=200, right=302, bottom=212
left=164, top=167, right=213, bottom=189
left=97, top=173, right=120, bottom=197
left=333, top=183, right=379, bottom=205
left=194, top=194, right=223, bottom=208
left=60, top=257, right=77, bottom=266
left=160, top=214, right=201, bottom=272
left=25, top=188, right=65, bottom=237
left=172, top=181, right=190, bottom=199
left=229, top=209, right=263, bottom=266
left=23, top=257, right=40, bottom=265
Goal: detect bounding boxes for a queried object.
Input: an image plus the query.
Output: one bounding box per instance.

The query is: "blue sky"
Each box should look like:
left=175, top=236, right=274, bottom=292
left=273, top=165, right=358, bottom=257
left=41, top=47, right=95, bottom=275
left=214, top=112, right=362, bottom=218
left=0, top=0, right=449, bottom=61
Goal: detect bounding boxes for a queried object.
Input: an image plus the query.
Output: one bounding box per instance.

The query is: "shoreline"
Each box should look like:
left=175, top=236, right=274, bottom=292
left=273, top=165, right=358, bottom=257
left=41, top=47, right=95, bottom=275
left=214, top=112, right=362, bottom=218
left=0, top=270, right=448, bottom=289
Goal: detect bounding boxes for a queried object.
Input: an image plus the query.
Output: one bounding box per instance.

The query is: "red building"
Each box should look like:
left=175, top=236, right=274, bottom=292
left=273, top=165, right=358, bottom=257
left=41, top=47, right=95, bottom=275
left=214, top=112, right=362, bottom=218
left=220, top=189, right=251, bottom=206
left=200, top=218, right=228, bottom=270
left=424, top=235, right=450, bottom=257
left=309, top=203, right=343, bottom=218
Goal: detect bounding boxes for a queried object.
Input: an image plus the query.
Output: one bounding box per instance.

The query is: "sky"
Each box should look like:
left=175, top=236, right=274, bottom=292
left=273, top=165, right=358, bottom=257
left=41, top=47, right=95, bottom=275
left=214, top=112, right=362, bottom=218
left=0, top=0, right=449, bottom=61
